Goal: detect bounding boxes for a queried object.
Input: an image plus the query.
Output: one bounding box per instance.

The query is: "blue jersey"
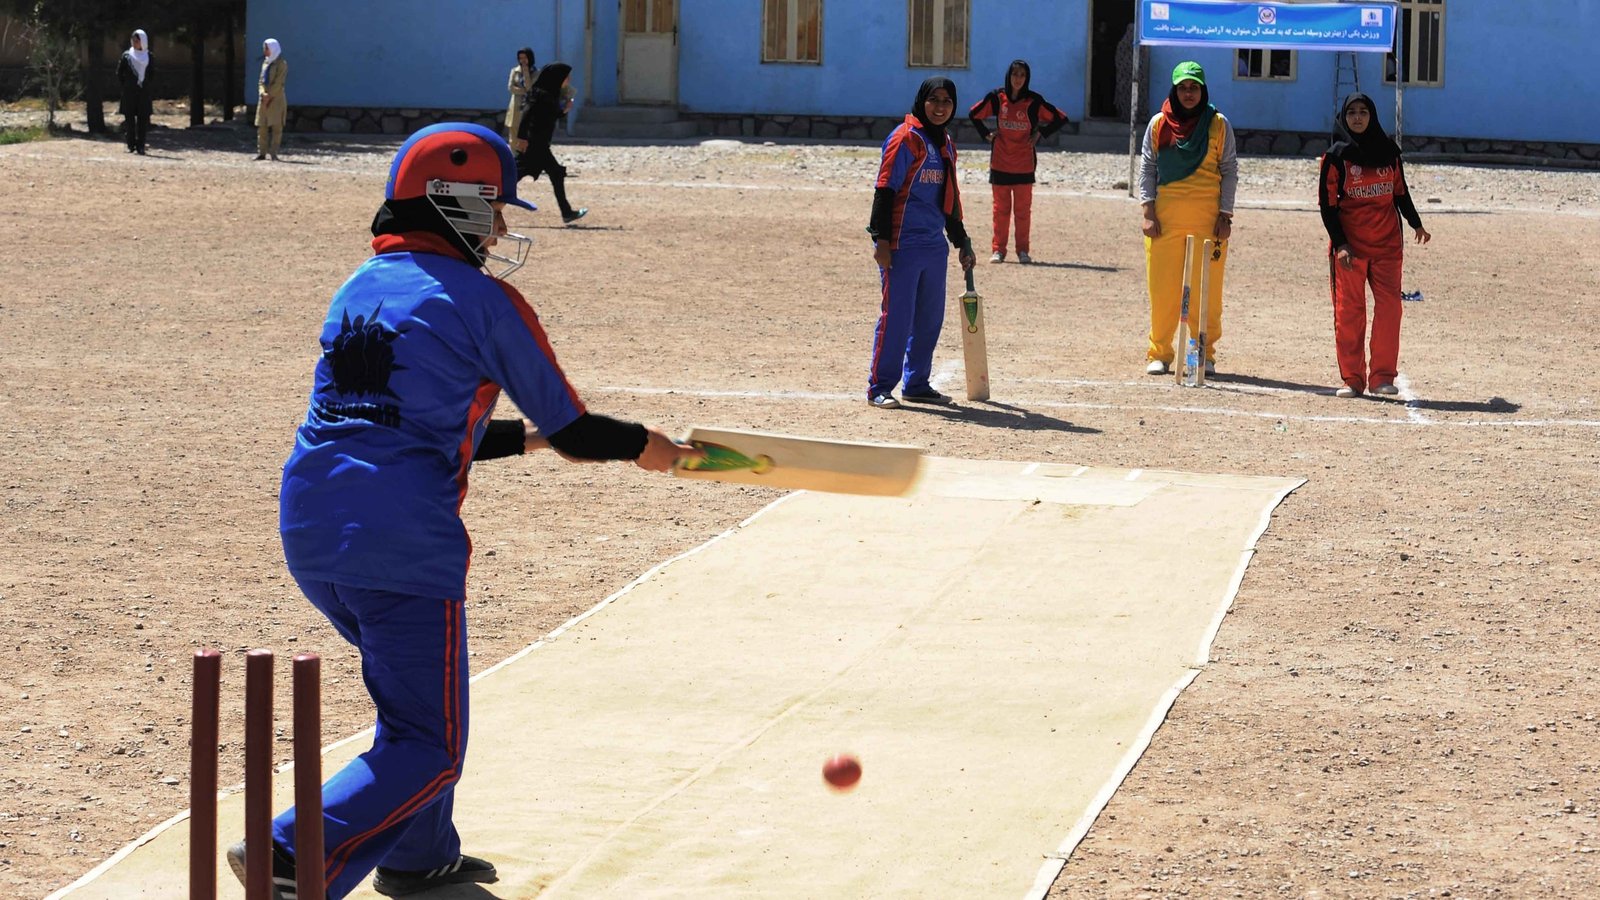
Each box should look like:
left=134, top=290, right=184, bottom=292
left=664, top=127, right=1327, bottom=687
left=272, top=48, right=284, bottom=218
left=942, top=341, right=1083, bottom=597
left=874, top=115, right=961, bottom=251
left=281, top=239, right=585, bottom=597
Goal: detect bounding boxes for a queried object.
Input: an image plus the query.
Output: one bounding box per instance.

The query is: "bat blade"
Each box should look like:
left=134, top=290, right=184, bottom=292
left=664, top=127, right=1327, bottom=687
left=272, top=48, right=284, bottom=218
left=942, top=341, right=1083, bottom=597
left=957, top=240, right=990, bottom=401
left=673, top=427, right=923, bottom=497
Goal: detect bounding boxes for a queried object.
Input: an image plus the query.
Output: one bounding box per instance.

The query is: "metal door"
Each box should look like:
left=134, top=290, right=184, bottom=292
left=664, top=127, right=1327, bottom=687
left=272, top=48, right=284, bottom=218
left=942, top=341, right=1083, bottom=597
left=620, top=0, right=678, bottom=104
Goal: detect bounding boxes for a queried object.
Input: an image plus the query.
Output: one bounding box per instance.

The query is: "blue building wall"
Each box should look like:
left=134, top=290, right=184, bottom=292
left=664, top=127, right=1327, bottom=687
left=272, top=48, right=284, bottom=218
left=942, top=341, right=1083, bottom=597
left=1146, top=3, right=1597, bottom=145
left=248, top=0, right=1596, bottom=147
left=676, top=1, right=1091, bottom=119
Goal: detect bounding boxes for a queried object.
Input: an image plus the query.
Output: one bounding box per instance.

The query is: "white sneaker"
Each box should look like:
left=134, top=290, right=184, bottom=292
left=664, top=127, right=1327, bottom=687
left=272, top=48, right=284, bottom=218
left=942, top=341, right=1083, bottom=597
left=1372, top=382, right=1399, bottom=396
left=1335, top=385, right=1359, bottom=399
left=1146, top=360, right=1169, bottom=375
left=1017, top=251, right=1033, bottom=264
left=1204, top=359, right=1216, bottom=376
left=989, top=251, right=1005, bottom=263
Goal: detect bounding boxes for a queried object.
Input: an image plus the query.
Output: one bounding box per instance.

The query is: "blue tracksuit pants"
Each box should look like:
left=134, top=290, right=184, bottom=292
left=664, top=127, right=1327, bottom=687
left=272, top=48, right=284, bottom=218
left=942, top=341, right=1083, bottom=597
left=869, top=244, right=949, bottom=398
left=272, top=579, right=470, bottom=899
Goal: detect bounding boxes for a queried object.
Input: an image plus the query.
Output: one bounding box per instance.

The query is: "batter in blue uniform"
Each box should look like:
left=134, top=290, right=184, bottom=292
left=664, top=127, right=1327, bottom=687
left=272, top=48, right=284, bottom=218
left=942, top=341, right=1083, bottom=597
left=233, top=123, right=698, bottom=900
left=866, top=77, right=977, bottom=409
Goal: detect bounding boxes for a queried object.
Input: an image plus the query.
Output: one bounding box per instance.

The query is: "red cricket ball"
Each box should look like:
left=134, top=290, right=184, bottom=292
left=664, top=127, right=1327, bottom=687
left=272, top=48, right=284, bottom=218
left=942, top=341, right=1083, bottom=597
left=822, top=754, right=862, bottom=791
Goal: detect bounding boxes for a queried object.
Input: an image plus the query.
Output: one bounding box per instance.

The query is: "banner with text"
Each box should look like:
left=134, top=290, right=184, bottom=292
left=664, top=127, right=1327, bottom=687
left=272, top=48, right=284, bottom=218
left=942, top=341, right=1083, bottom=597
left=1140, top=1, right=1397, bottom=52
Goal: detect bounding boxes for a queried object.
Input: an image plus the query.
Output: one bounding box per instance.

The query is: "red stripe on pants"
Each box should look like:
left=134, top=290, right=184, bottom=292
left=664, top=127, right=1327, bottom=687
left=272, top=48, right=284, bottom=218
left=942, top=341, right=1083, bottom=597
left=1330, top=252, right=1403, bottom=391
left=990, top=184, right=1034, bottom=254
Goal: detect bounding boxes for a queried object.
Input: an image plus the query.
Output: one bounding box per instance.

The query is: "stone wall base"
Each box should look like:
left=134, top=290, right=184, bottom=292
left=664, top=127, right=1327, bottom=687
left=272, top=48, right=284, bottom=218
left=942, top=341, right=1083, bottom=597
left=268, top=105, right=1600, bottom=164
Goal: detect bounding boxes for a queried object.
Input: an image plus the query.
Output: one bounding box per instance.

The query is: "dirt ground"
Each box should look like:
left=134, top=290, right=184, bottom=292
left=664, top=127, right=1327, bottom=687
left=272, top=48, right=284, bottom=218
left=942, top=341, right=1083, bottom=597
left=2, top=115, right=1598, bottom=899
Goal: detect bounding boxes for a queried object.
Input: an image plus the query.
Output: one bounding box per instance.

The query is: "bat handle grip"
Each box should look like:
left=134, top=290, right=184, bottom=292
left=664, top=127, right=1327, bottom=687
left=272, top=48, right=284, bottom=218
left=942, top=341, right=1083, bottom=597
left=960, top=238, right=976, bottom=293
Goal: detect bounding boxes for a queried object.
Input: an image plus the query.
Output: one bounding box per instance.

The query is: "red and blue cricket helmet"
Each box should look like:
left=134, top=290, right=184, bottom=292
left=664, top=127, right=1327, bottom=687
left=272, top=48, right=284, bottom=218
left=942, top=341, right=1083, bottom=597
left=385, top=122, right=535, bottom=210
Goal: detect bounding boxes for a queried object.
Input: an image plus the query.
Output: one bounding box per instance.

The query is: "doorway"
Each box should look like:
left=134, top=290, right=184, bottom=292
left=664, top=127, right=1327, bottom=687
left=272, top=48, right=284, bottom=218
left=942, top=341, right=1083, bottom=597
left=1088, top=0, right=1136, bottom=120
left=619, top=0, right=678, bottom=105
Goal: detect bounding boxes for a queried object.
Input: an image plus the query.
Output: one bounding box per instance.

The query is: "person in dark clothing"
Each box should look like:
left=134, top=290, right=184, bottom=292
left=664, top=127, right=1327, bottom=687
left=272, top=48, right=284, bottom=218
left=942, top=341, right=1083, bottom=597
left=967, top=59, right=1068, bottom=263
left=1317, top=92, right=1431, bottom=398
left=115, top=29, right=153, bottom=154
left=512, top=63, right=588, bottom=225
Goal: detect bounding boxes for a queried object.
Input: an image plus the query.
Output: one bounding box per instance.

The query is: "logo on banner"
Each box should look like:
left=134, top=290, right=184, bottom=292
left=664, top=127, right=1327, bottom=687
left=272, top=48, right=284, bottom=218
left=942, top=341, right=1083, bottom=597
left=1362, top=8, right=1384, bottom=26
left=1150, top=2, right=1169, bottom=20
left=1258, top=7, right=1277, bottom=25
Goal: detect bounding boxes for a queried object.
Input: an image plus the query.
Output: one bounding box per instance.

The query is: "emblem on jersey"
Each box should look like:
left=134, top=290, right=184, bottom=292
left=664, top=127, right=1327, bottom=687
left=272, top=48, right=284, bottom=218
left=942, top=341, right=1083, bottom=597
left=327, top=305, right=405, bottom=399
left=1350, top=164, right=1363, bottom=177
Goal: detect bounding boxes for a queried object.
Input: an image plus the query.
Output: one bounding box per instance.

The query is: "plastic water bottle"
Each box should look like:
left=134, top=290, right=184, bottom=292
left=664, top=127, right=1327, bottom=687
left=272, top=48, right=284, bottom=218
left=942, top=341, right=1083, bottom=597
left=1184, top=338, right=1200, bottom=386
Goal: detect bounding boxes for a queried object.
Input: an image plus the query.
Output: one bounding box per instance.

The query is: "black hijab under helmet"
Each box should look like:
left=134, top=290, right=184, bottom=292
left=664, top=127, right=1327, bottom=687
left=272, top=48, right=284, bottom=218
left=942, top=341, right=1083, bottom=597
left=1332, top=92, right=1399, bottom=167
left=911, top=76, right=957, bottom=145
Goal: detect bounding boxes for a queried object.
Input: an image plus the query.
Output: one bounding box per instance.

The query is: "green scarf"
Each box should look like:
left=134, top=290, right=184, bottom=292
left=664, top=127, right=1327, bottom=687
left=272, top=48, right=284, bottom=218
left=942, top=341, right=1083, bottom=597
left=1155, top=103, right=1216, bottom=186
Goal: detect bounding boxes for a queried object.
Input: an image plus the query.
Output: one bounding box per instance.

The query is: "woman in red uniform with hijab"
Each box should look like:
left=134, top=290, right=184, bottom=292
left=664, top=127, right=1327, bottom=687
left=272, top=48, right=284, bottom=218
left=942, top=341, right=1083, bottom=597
left=967, top=59, right=1067, bottom=264
left=1318, top=92, right=1431, bottom=398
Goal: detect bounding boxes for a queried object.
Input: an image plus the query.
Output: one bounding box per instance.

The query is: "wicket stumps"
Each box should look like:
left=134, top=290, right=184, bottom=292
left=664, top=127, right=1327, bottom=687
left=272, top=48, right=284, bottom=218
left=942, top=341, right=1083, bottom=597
left=190, top=648, right=325, bottom=900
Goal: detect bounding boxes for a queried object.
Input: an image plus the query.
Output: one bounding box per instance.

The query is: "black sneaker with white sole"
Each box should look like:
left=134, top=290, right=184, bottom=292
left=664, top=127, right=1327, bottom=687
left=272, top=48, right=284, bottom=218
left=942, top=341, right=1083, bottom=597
left=900, top=388, right=952, bottom=405
left=372, top=854, right=498, bottom=896
left=226, top=839, right=298, bottom=900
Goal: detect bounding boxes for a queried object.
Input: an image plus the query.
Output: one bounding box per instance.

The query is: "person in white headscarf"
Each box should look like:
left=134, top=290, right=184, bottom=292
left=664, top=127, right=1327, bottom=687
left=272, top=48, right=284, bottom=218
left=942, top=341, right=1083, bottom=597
left=115, top=29, right=153, bottom=154
left=256, top=38, right=288, bottom=160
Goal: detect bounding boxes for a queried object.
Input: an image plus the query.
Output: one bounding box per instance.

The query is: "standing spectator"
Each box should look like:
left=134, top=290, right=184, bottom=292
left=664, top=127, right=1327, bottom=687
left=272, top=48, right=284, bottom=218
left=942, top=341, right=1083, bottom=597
left=1138, top=61, right=1237, bottom=376
left=1114, top=23, right=1137, bottom=123
left=865, top=77, right=977, bottom=409
left=513, top=63, right=588, bottom=224
left=967, top=59, right=1068, bottom=264
left=256, top=39, right=288, bottom=161
left=505, top=47, right=535, bottom=141
left=1318, top=92, right=1431, bottom=398
left=115, top=29, right=152, bottom=155
left=229, top=123, right=699, bottom=899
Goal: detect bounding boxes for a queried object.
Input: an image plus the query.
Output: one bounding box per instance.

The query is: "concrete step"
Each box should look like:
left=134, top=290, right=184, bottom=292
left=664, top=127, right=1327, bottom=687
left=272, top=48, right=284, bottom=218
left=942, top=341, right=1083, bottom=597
left=571, top=119, right=700, bottom=140
left=1056, top=133, right=1136, bottom=154
left=1078, top=118, right=1137, bottom=137
left=577, top=105, right=683, bottom=125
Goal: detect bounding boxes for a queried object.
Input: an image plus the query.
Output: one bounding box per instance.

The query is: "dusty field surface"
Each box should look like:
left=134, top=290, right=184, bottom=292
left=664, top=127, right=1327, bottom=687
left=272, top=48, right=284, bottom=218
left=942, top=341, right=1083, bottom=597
left=2, top=113, right=1599, bottom=899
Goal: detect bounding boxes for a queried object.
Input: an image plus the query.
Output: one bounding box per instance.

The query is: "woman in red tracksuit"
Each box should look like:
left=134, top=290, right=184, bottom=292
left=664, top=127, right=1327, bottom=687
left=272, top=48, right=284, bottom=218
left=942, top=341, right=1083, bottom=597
left=1318, top=92, right=1431, bottom=398
left=967, top=59, right=1068, bottom=264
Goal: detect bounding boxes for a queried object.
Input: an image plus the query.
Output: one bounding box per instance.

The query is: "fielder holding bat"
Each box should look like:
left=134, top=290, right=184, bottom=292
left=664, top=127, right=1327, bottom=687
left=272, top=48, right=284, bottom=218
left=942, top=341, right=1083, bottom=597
left=866, top=77, right=977, bottom=410
left=237, top=123, right=698, bottom=899
left=1139, top=61, right=1237, bottom=377
left=1318, top=92, right=1431, bottom=399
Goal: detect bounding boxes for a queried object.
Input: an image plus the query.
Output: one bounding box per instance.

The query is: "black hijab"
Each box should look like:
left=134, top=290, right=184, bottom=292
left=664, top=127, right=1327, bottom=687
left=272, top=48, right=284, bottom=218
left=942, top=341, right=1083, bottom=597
left=910, top=76, right=957, bottom=146
left=1331, top=92, right=1399, bottom=167
left=532, top=62, right=573, bottom=98
left=1003, top=59, right=1032, bottom=101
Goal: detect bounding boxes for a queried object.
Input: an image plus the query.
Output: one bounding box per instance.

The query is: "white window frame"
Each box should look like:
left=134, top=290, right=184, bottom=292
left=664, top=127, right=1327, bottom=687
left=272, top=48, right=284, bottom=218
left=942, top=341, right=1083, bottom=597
left=1386, top=0, right=1444, bottom=87
left=907, top=0, right=970, bottom=69
left=1233, top=48, right=1298, bottom=81
left=761, top=0, right=823, bottom=65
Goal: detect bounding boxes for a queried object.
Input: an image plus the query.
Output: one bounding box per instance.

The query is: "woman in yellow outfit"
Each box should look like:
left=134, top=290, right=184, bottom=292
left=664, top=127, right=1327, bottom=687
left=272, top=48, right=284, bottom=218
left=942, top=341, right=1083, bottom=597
left=1138, top=61, right=1238, bottom=375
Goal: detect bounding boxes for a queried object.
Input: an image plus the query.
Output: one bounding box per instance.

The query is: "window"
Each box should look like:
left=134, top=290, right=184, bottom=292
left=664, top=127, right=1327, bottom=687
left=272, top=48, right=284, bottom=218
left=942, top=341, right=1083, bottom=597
left=1386, top=0, right=1444, bottom=86
left=908, top=0, right=969, bottom=68
left=763, top=0, right=822, bottom=64
left=1234, top=48, right=1297, bottom=81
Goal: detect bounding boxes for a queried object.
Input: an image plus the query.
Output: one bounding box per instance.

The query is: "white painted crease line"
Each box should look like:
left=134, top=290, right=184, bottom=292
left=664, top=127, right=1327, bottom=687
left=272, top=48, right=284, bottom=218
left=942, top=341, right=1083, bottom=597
left=1070, top=466, right=1089, bottom=477
left=1020, top=462, right=1041, bottom=477
left=930, top=359, right=963, bottom=393
left=1394, top=373, right=1429, bottom=424
left=594, top=384, right=1600, bottom=429
left=1124, top=469, right=1143, bottom=481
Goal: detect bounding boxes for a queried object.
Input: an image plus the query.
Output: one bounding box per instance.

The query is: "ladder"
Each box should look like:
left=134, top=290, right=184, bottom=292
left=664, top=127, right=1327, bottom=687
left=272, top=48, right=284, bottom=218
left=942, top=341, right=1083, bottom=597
left=1332, top=51, right=1360, bottom=135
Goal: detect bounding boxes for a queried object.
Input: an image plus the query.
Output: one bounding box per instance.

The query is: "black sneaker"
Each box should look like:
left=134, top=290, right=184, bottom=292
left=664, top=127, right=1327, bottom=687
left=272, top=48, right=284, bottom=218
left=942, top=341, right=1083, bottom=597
left=562, top=207, right=589, bottom=225
left=900, top=388, right=952, bottom=405
left=373, top=854, right=498, bottom=896
left=226, top=840, right=298, bottom=900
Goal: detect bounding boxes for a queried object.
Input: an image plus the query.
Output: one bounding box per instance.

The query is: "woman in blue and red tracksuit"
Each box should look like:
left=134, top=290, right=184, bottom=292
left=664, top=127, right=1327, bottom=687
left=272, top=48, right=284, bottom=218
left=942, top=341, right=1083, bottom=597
left=866, top=77, right=977, bottom=409
left=1318, top=92, right=1431, bottom=398
left=968, top=59, right=1068, bottom=264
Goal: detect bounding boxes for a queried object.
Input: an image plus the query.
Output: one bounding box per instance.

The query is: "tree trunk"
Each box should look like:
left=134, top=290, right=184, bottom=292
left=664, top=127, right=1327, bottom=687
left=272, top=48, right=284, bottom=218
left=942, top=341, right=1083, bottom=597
left=189, top=17, right=205, bottom=127
left=222, top=9, right=235, bottom=121
left=83, top=34, right=107, bottom=133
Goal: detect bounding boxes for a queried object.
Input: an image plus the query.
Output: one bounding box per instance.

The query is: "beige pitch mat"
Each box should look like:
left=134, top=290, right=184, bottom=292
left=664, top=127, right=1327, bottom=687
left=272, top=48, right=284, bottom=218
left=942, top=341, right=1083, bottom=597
left=54, top=458, right=1302, bottom=900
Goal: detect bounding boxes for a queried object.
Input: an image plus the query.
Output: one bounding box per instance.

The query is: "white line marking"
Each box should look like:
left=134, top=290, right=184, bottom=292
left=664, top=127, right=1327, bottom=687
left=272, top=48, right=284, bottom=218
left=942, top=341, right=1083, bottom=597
left=1124, top=469, right=1143, bottom=481
left=1020, top=462, right=1041, bottom=476
left=930, top=359, right=962, bottom=393
left=1394, top=373, right=1429, bottom=424
left=1070, top=466, right=1089, bottom=477
left=596, top=385, right=1600, bottom=429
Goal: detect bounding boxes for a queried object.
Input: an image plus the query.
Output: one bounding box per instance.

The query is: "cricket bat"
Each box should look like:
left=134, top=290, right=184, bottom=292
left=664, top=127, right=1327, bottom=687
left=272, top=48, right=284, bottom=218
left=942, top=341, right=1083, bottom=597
left=958, top=238, right=990, bottom=401
left=1194, top=238, right=1213, bottom=387
left=1174, top=235, right=1195, bottom=386
left=673, top=427, right=923, bottom=497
